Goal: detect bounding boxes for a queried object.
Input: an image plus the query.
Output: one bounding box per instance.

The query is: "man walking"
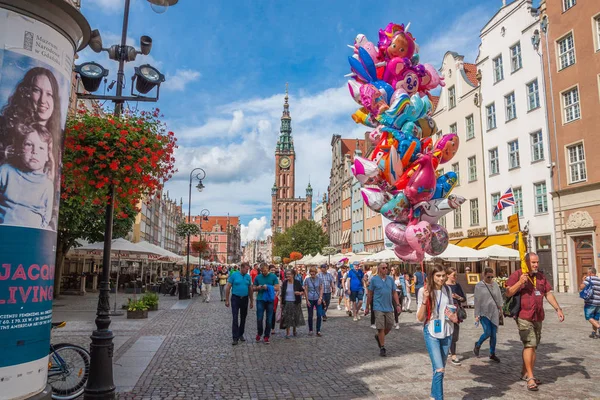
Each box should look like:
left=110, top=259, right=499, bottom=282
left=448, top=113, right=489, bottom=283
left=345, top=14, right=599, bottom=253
left=318, top=264, right=335, bottom=321
left=225, top=262, right=254, bottom=345
left=505, top=253, right=564, bottom=392
left=579, top=267, right=600, bottom=338
left=366, top=262, right=401, bottom=357
left=253, top=263, right=280, bottom=344
left=200, top=266, right=215, bottom=302
left=346, top=262, right=365, bottom=321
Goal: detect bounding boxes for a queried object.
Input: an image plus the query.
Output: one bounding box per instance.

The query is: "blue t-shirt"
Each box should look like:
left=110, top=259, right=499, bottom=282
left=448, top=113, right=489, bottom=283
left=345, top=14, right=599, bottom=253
left=254, top=273, right=279, bottom=301
left=228, top=271, right=252, bottom=297
left=415, top=271, right=426, bottom=288
left=348, top=269, right=364, bottom=292
left=337, top=270, right=343, bottom=288
left=201, top=269, right=214, bottom=284
left=369, top=275, right=395, bottom=312
left=192, top=268, right=200, bottom=276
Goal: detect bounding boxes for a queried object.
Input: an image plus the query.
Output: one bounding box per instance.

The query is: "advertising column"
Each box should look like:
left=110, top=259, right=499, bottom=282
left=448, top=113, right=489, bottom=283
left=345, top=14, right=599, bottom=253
left=0, top=2, right=89, bottom=399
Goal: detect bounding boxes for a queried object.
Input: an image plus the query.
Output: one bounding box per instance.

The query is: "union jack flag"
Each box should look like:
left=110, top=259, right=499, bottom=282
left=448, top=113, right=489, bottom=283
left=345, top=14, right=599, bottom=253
left=493, top=187, right=515, bottom=217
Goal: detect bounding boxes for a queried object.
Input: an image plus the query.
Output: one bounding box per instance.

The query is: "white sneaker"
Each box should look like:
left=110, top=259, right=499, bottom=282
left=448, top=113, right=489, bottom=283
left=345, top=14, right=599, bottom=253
left=353, top=317, right=358, bottom=321
left=337, top=305, right=342, bottom=310
left=395, top=323, right=400, bottom=330
left=370, top=324, right=376, bottom=329
left=357, top=315, right=361, bottom=320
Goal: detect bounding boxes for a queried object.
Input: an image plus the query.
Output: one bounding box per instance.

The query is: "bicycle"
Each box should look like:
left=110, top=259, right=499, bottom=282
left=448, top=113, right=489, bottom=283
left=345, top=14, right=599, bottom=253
left=48, top=321, right=90, bottom=400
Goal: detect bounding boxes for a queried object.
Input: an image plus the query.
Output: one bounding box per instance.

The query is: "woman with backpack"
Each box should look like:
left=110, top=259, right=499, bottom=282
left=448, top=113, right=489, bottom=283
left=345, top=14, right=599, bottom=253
left=445, top=267, right=466, bottom=366
left=473, top=267, right=503, bottom=362
left=304, top=266, right=324, bottom=336
left=416, top=264, right=458, bottom=400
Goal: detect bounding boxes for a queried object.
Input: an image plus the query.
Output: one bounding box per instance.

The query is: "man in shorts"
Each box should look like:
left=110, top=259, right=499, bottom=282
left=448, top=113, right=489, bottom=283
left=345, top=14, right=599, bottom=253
left=505, top=253, right=564, bottom=392
left=346, top=262, right=364, bottom=321
left=366, top=262, right=401, bottom=357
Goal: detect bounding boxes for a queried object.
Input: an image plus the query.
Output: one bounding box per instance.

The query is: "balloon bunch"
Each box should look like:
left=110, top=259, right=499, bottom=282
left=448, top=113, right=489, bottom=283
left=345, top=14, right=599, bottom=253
left=347, top=22, right=466, bottom=263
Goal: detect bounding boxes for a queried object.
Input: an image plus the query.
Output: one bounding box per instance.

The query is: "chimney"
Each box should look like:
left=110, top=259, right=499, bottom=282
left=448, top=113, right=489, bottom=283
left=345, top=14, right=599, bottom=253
left=502, top=0, right=506, bottom=6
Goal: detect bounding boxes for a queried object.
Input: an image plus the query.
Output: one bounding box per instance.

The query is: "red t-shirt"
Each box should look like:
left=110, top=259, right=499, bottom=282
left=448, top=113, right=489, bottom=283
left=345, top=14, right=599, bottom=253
left=506, top=270, right=552, bottom=322
left=250, top=269, right=259, bottom=284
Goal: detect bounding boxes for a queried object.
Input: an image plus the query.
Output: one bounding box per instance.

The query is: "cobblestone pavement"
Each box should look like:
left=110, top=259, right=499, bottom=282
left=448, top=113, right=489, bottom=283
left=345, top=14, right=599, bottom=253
left=53, top=289, right=600, bottom=399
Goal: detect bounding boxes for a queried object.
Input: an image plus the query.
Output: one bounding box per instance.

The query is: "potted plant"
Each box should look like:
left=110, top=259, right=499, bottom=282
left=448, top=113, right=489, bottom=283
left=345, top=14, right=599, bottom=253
left=142, top=292, right=159, bottom=311
left=127, top=299, right=148, bottom=319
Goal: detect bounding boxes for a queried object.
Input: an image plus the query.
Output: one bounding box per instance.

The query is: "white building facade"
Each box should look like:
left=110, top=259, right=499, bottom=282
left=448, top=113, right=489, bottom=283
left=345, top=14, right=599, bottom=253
left=477, top=0, right=555, bottom=282
left=432, top=51, right=487, bottom=243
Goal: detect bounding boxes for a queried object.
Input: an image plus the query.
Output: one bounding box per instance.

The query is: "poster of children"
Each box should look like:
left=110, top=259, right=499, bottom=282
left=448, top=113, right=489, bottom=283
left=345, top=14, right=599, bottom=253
left=0, top=48, right=70, bottom=231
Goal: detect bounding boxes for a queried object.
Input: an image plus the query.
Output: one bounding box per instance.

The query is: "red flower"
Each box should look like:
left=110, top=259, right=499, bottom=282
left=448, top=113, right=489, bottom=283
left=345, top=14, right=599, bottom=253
left=109, top=161, right=119, bottom=171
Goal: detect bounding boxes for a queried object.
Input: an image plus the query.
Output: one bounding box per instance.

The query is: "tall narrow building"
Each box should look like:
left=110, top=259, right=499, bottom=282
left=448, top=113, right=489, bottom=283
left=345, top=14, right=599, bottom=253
left=271, top=84, right=313, bottom=233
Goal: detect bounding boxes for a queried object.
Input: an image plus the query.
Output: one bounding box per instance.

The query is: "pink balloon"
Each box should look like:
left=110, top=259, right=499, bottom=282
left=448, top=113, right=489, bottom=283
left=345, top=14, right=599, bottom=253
left=404, top=154, right=437, bottom=204
left=405, top=221, right=432, bottom=253
left=433, top=133, right=459, bottom=164
left=394, top=243, right=425, bottom=263
left=360, top=187, right=387, bottom=211
left=352, top=156, right=380, bottom=184
left=425, top=224, right=449, bottom=256
left=385, top=222, right=408, bottom=246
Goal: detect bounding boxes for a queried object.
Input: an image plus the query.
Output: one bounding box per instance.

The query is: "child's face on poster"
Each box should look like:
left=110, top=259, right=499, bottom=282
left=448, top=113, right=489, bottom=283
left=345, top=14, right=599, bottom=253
left=31, top=75, right=54, bottom=122
left=21, top=131, right=48, bottom=172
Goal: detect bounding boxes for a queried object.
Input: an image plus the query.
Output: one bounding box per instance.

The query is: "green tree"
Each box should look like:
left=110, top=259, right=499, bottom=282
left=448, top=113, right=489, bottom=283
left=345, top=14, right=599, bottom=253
left=273, top=220, right=328, bottom=259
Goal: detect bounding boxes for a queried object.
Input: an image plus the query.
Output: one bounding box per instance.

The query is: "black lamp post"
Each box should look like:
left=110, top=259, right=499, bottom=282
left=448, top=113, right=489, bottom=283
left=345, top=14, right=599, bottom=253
left=78, top=1, right=178, bottom=399
left=181, top=168, right=206, bottom=299
left=198, top=208, right=210, bottom=268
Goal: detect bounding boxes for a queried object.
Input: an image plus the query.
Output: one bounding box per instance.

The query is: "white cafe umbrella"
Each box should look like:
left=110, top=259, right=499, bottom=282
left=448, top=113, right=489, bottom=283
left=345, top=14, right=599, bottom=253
left=478, top=245, right=519, bottom=261
left=363, top=249, right=397, bottom=263
left=348, top=251, right=372, bottom=264
left=425, top=244, right=487, bottom=262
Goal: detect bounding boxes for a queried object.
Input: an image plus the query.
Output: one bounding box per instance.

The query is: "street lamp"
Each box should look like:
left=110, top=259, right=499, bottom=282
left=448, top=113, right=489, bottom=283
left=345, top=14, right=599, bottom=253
left=183, top=168, right=206, bottom=299
left=199, top=209, right=209, bottom=267
left=77, top=1, right=178, bottom=399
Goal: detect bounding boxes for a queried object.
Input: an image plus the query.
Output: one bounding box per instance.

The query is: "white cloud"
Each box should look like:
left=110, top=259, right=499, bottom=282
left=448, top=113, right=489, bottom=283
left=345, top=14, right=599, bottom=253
left=164, top=69, right=201, bottom=91
left=240, top=217, right=272, bottom=244
left=418, top=6, right=494, bottom=65
left=228, top=110, right=244, bottom=134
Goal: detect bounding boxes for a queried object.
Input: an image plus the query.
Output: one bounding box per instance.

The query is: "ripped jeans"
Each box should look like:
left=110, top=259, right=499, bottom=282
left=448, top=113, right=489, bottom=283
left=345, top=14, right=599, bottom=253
left=423, top=326, right=451, bottom=400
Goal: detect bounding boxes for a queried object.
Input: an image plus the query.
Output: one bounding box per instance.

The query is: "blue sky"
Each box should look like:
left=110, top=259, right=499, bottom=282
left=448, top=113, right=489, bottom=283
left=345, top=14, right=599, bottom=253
left=79, top=0, right=516, bottom=242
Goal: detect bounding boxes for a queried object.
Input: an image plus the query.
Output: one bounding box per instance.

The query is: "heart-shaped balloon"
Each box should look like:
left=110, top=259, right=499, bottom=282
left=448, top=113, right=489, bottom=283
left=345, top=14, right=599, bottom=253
left=394, top=243, right=425, bottom=263
left=352, top=156, right=380, bottom=184
left=379, top=192, right=411, bottom=223
left=404, top=154, right=437, bottom=204
left=360, top=187, right=388, bottom=212
left=385, top=222, right=408, bottom=246
left=405, top=221, right=432, bottom=253
left=425, top=223, right=449, bottom=256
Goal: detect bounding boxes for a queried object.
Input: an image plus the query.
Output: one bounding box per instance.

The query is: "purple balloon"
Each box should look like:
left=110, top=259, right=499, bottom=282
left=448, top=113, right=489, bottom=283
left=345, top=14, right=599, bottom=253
left=425, top=223, right=449, bottom=256
left=394, top=243, right=425, bottom=263
left=385, top=222, right=408, bottom=246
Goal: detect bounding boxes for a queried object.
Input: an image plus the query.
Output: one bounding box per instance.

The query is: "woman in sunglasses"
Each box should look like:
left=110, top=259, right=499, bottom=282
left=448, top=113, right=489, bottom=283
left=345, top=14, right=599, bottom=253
left=473, top=267, right=504, bottom=362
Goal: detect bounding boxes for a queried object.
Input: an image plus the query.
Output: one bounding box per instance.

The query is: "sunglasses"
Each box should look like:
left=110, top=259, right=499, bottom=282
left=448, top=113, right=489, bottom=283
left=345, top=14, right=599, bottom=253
left=485, top=275, right=494, bottom=279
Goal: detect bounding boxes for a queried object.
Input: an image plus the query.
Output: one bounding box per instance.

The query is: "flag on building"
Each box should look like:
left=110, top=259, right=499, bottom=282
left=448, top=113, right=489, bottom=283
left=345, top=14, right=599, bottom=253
left=518, top=231, right=528, bottom=274
left=493, top=187, right=515, bottom=217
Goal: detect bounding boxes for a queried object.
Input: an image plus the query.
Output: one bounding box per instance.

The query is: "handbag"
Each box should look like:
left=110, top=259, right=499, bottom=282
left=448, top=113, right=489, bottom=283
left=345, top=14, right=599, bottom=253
left=457, top=306, right=467, bottom=321
left=580, top=278, right=594, bottom=300
left=484, top=281, right=505, bottom=325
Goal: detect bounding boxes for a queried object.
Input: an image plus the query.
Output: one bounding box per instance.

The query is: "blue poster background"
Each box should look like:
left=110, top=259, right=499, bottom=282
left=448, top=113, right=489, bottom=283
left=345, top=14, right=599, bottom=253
left=0, top=226, right=56, bottom=367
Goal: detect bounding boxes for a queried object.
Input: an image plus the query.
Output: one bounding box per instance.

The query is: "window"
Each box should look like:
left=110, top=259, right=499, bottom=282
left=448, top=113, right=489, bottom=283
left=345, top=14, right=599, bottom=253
left=558, top=33, right=576, bottom=70
left=366, top=229, right=370, bottom=242
left=514, top=187, right=523, bottom=218
left=465, top=115, right=475, bottom=140
left=452, top=163, right=460, bottom=186
left=486, top=103, right=496, bottom=130
left=530, top=131, right=544, bottom=162
left=493, top=56, right=504, bottom=83
left=527, top=80, right=540, bottom=111
left=510, top=42, right=522, bottom=72
left=439, top=216, right=446, bottom=228
left=448, top=85, right=456, bottom=109
left=489, top=148, right=499, bottom=175
left=563, top=0, right=575, bottom=11
left=505, top=92, right=516, bottom=121
left=449, top=122, right=457, bottom=134
left=491, top=193, right=502, bottom=221
left=534, top=182, right=548, bottom=214
left=454, top=205, right=462, bottom=228
left=595, top=15, right=600, bottom=51
left=563, top=87, right=581, bottom=123
left=378, top=226, right=382, bottom=240
left=470, top=199, right=479, bottom=226
left=468, top=156, right=477, bottom=182
left=508, top=140, right=520, bottom=169
left=568, top=143, right=587, bottom=183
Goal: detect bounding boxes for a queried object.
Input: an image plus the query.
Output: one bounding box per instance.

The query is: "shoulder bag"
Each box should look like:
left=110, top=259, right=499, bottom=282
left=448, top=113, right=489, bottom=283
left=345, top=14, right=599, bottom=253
left=580, top=277, right=594, bottom=301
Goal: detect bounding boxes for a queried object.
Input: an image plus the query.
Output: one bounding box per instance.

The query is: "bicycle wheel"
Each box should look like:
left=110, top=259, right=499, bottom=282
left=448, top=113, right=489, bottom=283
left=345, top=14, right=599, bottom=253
left=48, top=343, right=90, bottom=400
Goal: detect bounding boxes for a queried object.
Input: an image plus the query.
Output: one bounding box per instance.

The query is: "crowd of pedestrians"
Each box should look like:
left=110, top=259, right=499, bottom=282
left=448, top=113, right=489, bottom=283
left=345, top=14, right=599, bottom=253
left=176, top=251, right=572, bottom=400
